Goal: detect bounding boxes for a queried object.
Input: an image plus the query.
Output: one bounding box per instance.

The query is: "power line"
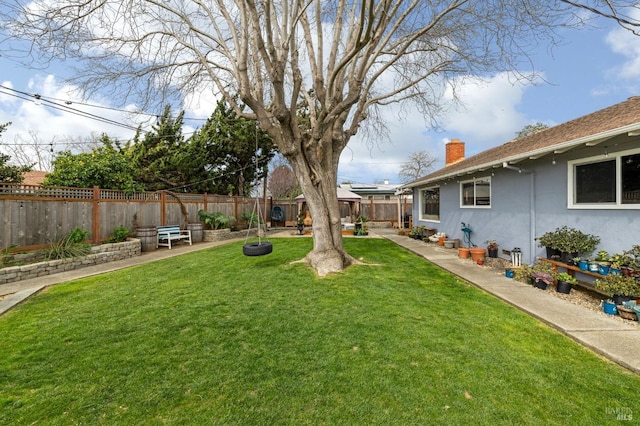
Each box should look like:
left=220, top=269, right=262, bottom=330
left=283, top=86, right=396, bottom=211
left=0, top=84, right=208, bottom=122
left=0, top=85, right=142, bottom=132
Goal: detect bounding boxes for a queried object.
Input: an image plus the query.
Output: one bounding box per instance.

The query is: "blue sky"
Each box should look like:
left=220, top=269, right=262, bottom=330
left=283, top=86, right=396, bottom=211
left=2, top=12, right=640, bottom=185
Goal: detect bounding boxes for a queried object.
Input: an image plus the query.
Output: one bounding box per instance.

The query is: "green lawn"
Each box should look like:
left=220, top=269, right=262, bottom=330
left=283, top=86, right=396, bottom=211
left=0, top=238, right=638, bottom=425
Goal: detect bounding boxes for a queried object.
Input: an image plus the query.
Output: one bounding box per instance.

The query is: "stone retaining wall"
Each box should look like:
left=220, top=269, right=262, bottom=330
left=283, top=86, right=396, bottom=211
left=203, top=229, right=256, bottom=242
left=366, top=221, right=393, bottom=229
left=0, top=239, right=141, bottom=285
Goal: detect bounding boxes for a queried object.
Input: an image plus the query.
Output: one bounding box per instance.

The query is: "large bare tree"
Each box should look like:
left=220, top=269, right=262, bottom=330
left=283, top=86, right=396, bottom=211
left=2, top=0, right=638, bottom=275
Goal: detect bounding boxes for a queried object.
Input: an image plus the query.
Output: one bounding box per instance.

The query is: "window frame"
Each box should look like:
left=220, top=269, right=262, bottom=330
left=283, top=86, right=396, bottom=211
left=568, top=147, right=640, bottom=210
left=459, top=177, right=492, bottom=208
left=420, top=186, right=440, bottom=222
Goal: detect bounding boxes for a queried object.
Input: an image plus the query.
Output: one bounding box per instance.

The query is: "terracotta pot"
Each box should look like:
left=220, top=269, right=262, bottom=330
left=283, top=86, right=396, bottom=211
left=470, top=248, right=486, bottom=262
left=459, top=247, right=471, bottom=259
left=438, top=236, right=446, bottom=246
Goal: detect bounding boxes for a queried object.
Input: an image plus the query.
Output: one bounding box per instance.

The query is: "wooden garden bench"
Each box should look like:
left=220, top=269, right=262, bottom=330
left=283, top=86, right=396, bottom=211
left=157, top=226, right=192, bottom=249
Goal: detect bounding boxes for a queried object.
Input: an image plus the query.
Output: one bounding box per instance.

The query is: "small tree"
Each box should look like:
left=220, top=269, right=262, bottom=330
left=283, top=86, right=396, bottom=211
left=398, top=151, right=438, bottom=183
left=0, top=123, right=32, bottom=183
left=515, top=122, right=549, bottom=139
left=269, top=158, right=300, bottom=200
left=44, top=134, right=143, bottom=192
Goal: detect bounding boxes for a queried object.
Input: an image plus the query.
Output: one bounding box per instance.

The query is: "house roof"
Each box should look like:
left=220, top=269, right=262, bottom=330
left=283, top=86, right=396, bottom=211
left=295, top=187, right=362, bottom=203
left=22, top=171, right=47, bottom=185
left=339, top=183, right=400, bottom=194
left=403, top=96, right=640, bottom=188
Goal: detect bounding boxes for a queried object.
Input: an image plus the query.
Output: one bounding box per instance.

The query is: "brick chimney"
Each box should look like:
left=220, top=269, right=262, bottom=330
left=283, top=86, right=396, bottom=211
left=445, top=138, right=465, bottom=166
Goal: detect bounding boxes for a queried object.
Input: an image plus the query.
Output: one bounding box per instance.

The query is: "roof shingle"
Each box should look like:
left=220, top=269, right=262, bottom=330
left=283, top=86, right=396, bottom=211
left=405, top=96, right=640, bottom=187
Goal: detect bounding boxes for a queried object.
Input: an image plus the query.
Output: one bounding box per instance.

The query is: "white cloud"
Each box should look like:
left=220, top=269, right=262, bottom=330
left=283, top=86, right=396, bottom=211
left=605, top=10, right=640, bottom=80
left=0, top=75, right=150, bottom=165
left=339, top=72, right=536, bottom=183
left=440, top=73, right=533, bottom=152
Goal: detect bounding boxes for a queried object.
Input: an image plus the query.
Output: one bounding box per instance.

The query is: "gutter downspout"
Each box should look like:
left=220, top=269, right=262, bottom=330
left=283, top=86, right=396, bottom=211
left=503, top=162, right=535, bottom=264
left=530, top=172, right=536, bottom=265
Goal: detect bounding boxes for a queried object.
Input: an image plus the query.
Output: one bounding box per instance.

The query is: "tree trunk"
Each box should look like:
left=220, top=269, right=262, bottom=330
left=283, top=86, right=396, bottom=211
left=288, top=146, right=356, bottom=276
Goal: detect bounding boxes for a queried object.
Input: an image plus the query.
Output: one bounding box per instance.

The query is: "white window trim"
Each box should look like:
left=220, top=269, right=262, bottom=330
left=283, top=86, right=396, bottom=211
left=459, top=177, right=492, bottom=208
left=420, top=186, right=441, bottom=223
left=567, top=146, right=640, bottom=210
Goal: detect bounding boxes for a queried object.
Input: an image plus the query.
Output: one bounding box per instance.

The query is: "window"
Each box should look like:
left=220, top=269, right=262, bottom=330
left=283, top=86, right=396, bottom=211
left=460, top=178, right=491, bottom=207
left=421, top=187, right=440, bottom=221
left=569, top=148, right=640, bottom=208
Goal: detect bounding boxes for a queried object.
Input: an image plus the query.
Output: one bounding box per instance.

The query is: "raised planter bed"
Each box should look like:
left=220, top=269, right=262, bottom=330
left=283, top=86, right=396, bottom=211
left=0, top=239, right=141, bottom=285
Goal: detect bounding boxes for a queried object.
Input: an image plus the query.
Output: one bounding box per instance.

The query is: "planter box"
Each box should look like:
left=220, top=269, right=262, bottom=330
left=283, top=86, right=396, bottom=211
left=0, top=239, right=141, bottom=285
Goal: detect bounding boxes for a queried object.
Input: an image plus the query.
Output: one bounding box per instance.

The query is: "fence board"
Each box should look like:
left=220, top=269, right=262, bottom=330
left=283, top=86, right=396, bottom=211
left=0, top=183, right=410, bottom=249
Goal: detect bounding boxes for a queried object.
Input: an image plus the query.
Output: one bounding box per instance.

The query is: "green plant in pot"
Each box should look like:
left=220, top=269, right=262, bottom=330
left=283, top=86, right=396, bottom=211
left=530, top=261, right=556, bottom=290
left=485, top=240, right=499, bottom=258
left=556, top=272, right=577, bottom=294
left=595, top=274, right=640, bottom=305
left=536, top=226, right=600, bottom=263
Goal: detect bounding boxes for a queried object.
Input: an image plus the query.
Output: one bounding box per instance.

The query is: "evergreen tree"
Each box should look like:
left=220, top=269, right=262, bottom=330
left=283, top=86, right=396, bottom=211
left=0, top=122, right=33, bottom=183
left=129, top=105, right=186, bottom=191
left=181, top=99, right=274, bottom=196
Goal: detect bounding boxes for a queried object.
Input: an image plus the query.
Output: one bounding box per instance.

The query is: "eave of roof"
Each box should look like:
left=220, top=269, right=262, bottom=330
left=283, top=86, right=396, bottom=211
left=402, top=96, right=640, bottom=188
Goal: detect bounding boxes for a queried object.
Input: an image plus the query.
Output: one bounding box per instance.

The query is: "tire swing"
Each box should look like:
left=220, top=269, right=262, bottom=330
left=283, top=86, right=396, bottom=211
left=242, top=195, right=273, bottom=256
left=242, top=132, right=273, bottom=257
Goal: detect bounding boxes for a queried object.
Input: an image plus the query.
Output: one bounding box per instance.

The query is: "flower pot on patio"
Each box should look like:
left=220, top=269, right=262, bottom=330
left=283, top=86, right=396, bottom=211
left=135, top=226, right=157, bottom=252
left=533, top=279, right=549, bottom=290
left=556, top=280, right=573, bottom=294
left=469, top=248, right=486, bottom=262
left=603, top=300, right=617, bottom=316
left=459, top=247, right=471, bottom=259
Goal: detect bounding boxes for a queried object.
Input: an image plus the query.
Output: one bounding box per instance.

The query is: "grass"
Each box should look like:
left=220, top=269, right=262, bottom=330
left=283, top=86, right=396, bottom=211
left=0, top=238, right=638, bottom=425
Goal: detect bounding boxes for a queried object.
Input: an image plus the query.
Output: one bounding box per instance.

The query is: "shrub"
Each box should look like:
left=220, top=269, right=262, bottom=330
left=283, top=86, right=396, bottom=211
left=595, top=274, right=640, bottom=297
left=106, top=226, right=130, bottom=243
left=198, top=210, right=236, bottom=230
left=42, top=228, right=91, bottom=261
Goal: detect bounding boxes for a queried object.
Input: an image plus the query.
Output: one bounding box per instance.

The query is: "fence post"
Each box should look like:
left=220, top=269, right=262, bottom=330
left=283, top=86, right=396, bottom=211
left=234, top=196, right=239, bottom=222
left=92, top=186, right=100, bottom=244
left=369, top=198, right=375, bottom=221
left=160, top=191, right=167, bottom=226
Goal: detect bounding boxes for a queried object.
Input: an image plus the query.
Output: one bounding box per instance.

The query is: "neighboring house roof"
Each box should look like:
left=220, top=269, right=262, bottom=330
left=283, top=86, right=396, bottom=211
left=403, top=96, right=640, bottom=188
left=296, top=187, right=362, bottom=203
left=340, top=182, right=400, bottom=195
left=22, top=170, right=47, bottom=185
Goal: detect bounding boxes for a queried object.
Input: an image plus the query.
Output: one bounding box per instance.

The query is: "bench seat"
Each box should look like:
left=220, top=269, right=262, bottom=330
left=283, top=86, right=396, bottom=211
left=157, top=226, right=192, bottom=249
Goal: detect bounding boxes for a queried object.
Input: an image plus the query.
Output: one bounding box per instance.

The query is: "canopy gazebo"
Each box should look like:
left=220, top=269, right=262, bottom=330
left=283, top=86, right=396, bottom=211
left=295, top=188, right=362, bottom=227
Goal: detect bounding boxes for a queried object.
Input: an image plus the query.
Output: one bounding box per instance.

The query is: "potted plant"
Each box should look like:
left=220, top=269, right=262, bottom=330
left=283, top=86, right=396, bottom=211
left=530, top=262, right=556, bottom=290
left=595, top=274, right=640, bottom=305
left=622, top=245, right=640, bottom=276
left=556, top=272, right=577, bottom=294
left=536, top=226, right=600, bottom=263
left=609, top=252, right=631, bottom=275
left=485, top=240, right=499, bottom=258
left=532, top=271, right=554, bottom=290
left=594, top=250, right=611, bottom=275
left=513, top=264, right=533, bottom=284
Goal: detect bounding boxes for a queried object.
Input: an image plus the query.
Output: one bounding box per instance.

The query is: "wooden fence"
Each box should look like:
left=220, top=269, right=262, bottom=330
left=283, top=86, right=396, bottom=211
left=0, top=184, right=411, bottom=249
